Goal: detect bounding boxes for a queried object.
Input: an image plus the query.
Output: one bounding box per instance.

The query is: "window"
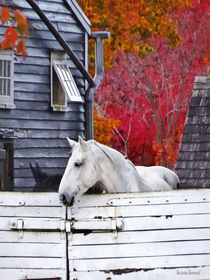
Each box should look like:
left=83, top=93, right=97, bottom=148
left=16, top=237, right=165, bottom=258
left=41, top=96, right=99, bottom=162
left=51, top=52, right=82, bottom=111
left=0, top=51, right=15, bottom=109
left=0, top=138, right=14, bottom=191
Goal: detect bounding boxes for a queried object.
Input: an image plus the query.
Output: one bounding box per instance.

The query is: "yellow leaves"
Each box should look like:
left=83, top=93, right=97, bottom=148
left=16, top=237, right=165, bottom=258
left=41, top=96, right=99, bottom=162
left=133, top=43, right=153, bottom=58
left=93, top=108, right=120, bottom=146
left=78, top=0, right=193, bottom=66
left=0, top=7, right=29, bottom=59
left=168, top=0, right=194, bottom=9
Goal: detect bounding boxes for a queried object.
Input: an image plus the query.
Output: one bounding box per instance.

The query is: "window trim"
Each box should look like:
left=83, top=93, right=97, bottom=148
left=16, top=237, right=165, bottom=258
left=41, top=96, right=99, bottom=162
left=0, top=50, right=15, bottom=109
left=51, top=52, right=82, bottom=112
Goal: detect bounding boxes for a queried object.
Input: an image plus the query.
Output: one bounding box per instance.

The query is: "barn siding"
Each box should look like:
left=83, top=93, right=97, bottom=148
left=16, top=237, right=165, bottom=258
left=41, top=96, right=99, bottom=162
left=0, top=0, right=90, bottom=191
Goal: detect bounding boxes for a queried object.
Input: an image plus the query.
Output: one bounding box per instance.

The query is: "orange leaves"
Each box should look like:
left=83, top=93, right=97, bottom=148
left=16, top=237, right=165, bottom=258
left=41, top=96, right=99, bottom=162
left=1, top=7, right=10, bottom=24
left=0, top=7, right=29, bottom=59
left=16, top=40, right=27, bottom=59
left=152, top=124, right=185, bottom=169
left=14, top=9, right=29, bottom=37
left=1, top=26, right=18, bottom=49
left=93, top=108, right=120, bottom=146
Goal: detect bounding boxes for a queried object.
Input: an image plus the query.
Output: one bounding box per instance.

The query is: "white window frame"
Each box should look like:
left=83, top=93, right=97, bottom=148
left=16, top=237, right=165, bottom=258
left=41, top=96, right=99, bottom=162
left=51, top=52, right=82, bottom=112
left=0, top=50, right=15, bottom=109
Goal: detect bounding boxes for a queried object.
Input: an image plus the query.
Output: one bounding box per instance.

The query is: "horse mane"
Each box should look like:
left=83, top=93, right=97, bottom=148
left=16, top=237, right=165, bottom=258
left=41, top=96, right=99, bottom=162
left=92, top=141, right=137, bottom=172
left=93, top=142, right=115, bottom=164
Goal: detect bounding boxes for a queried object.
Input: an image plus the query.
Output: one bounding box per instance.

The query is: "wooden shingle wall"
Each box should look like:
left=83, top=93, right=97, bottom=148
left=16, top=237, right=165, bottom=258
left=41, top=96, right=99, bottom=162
left=0, top=0, right=89, bottom=191
left=176, top=76, right=210, bottom=188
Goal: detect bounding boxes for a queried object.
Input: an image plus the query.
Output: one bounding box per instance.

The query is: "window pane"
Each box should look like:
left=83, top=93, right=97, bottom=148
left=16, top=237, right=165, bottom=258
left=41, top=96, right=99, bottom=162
left=6, top=61, right=10, bottom=77
left=4, top=79, right=8, bottom=96
left=0, top=79, right=2, bottom=95
left=0, top=61, right=2, bottom=77
left=7, top=79, right=10, bottom=96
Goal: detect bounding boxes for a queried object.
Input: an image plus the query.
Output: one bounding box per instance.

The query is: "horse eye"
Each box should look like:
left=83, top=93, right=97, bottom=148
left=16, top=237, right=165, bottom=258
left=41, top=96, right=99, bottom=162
left=75, top=161, right=82, bottom=167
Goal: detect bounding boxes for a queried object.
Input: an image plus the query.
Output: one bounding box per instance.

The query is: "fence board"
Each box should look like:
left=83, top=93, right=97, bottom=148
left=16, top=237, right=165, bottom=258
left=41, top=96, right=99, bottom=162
left=70, top=189, right=210, bottom=207
left=69, top=254, right=210, bottom=271
left=0, top=257, right=64, bottom=269
left=1, top=269, right=65, bottom=280
left=0, top=192, right=60, bottom=206
left=0, top=231, right=62, bottom=243
left=69, top=267, right=210, bottom=280
left=0, top=243, right=65, bottom=257
left=70, top=240, right=210, bottom=259
left=0, top=217, right=63, bottom=231
left=70, top=227, right=210, bottom=246
left=0, top=206, right=62, bottom=218
left=70, top=202, right=210, bottom=219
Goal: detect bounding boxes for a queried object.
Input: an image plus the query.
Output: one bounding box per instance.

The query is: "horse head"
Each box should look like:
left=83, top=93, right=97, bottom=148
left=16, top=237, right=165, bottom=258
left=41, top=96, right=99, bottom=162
left=58, top=136, right=101, bottom=206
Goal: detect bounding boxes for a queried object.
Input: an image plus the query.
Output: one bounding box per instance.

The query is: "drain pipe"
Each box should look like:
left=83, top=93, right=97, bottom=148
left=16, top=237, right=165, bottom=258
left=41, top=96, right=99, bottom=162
left=85, top=31, right=110, bottom=140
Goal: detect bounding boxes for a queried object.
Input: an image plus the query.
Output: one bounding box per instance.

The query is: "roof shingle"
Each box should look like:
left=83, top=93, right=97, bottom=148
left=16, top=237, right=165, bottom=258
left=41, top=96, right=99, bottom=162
left=175, top=76, right=210, bottom=189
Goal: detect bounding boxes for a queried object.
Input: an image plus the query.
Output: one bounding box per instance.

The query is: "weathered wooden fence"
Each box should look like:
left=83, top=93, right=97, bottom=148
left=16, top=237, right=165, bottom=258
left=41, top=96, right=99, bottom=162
left=0, top=192, right=66, bottom=279
left=1, top=189, right=210, bottom=279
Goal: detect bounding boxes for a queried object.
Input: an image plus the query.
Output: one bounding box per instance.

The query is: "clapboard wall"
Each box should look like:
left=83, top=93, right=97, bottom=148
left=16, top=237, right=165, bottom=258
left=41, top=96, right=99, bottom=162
left=0, top=0, right=90, bottom=191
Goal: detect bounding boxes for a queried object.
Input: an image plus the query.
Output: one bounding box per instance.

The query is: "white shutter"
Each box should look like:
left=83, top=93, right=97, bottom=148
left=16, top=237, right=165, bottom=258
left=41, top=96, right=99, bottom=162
left=52, top=58, right=82, bottom=103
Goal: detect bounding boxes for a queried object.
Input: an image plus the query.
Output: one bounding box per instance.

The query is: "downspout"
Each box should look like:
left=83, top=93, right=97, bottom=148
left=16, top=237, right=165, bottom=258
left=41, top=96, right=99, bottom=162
left=25, top=0, right=95, bottom=88
left=85, top=31, right=110, bottom=140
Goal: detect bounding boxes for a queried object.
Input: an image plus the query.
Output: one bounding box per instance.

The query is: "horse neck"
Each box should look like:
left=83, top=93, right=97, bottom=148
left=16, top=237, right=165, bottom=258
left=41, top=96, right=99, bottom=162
left=92, top=142, right=148, bottom=192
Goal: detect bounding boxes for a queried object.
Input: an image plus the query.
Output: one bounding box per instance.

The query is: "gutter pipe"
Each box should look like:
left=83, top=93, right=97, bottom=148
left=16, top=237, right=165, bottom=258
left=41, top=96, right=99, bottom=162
left=85, top=31, right=110, bottom=140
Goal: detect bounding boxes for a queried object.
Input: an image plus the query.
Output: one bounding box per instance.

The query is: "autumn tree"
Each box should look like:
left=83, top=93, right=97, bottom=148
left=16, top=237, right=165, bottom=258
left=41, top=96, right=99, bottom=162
left=78, top=0, right=193, bottom=67
left=93, top=108, right=120, bottom=146
left=0, top=6, right=29, bottom=58
left=95, top=1, right=209, bottom=168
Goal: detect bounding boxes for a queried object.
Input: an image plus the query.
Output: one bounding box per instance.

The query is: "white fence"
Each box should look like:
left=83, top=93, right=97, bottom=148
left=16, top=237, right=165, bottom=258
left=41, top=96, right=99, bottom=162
left=1, top=189, right=210, bottom=279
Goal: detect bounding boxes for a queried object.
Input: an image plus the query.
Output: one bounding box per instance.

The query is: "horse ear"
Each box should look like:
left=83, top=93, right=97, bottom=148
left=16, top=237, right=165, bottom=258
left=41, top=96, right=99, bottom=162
left=78, top=136, right=88, bottom=151
left=67, top=137, right=77, bottom=149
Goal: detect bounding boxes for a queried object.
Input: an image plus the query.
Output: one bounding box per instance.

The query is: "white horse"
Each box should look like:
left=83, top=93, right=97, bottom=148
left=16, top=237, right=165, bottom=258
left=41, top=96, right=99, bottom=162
left=59, top=136, right=179, bottom=206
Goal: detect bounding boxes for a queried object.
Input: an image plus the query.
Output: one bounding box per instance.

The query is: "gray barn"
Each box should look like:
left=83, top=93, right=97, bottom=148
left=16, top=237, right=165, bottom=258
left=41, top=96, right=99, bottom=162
left=0, top=0, right=109, bottom=192
left=176, top=76, right=210, bottom=189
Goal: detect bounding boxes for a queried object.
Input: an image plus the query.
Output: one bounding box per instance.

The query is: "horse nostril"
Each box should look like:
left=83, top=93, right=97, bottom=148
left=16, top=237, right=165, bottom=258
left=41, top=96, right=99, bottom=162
left=60, top=193, right=69, bottom=205
left=69, top=196, right=75, bottom=206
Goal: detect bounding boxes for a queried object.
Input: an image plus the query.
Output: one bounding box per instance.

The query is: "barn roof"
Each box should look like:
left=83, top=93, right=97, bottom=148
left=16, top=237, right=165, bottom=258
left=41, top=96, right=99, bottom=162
left=24, top=0, right=95, bottom=87
left=64, top=0, right=91, bottom=35
left=175, top=76, right=210, bottom=188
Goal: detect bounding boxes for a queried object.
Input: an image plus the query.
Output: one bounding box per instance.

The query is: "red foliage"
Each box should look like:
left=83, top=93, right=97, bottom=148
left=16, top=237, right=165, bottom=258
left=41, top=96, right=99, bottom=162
left=95, top=1, right=209, bottom=168
left=0, top=7, right=29, bottom=58
left=1, top=26, right=18, bottom=49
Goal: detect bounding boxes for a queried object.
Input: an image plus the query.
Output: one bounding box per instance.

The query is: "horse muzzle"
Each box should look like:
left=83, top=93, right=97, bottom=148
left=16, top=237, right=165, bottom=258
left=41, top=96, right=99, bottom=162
left=59, top=192, right=75, bottom=206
